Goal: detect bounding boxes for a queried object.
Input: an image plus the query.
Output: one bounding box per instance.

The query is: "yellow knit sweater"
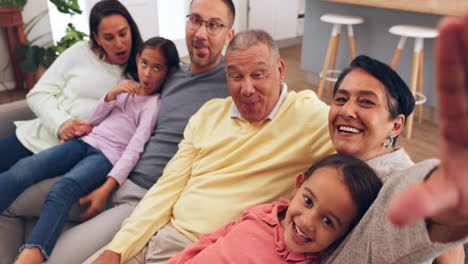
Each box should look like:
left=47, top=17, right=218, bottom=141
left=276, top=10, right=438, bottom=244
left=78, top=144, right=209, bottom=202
left=109, top=90, right=334, bottom=262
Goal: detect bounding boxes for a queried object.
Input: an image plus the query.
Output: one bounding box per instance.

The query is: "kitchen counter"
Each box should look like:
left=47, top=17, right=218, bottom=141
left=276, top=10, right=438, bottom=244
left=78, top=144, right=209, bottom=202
left=321, top=0, right=467, bottom=16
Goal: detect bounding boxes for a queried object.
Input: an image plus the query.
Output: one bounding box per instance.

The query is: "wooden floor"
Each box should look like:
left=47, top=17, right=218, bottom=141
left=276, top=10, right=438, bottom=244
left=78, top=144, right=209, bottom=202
left=0, top=45, right=440, bottom=162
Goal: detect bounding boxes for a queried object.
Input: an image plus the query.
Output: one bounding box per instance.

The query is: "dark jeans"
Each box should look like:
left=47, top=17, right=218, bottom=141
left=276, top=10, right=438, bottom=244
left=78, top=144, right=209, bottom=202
left=0, top=132, right=33, bottom=173
left=0, top=138, right=112, bottom=259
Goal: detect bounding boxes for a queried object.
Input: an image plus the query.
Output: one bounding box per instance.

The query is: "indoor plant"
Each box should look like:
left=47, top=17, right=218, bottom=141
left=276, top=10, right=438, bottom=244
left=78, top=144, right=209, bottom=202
left=3, top=0, right=86, bottom=82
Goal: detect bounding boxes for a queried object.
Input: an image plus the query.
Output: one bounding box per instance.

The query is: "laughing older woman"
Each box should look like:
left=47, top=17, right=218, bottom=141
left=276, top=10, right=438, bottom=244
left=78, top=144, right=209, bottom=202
left=323, top=54, right=464, bottom=264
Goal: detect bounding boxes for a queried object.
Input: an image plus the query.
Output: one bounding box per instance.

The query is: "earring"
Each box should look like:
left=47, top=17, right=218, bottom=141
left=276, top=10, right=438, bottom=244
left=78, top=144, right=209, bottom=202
left=98, top=45, right=106, bottom=61
left=384, top=135, right=395, bottom=149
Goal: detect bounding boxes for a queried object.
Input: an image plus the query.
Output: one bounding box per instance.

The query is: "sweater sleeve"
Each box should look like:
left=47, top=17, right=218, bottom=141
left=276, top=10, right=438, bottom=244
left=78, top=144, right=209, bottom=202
left=87, top=94, right=116, bottom=126
left=168, top=217, right=243, bottom=264
left=106, top=109, right=200, bottom=262
left=26, top=43, right=82, bottom=137
left=324, top=159, right=468, bottom=264
left=107, top=96, right=160, bottom=184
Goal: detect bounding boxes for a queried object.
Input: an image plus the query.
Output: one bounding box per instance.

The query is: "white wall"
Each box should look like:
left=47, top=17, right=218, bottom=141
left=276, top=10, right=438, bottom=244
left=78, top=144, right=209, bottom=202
left=0, top=0, right=249, bottom=90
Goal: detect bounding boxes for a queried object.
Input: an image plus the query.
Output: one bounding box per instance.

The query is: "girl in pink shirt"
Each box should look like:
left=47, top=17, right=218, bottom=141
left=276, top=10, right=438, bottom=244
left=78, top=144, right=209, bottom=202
left=2, top=37, right=180, bottom=264
left=169, top=153, right=382, bottom=264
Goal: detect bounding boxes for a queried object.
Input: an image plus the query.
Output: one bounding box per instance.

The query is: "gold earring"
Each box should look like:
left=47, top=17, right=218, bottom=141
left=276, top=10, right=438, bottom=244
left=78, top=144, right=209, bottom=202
left=98, top=46, right=106, bottom=61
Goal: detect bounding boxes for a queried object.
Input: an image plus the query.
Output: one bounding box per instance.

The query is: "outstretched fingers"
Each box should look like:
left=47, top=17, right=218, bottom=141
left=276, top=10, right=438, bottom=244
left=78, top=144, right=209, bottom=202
left=388, top=12, right=468, bottom=226
left=388, top=167, right=458, bottom=226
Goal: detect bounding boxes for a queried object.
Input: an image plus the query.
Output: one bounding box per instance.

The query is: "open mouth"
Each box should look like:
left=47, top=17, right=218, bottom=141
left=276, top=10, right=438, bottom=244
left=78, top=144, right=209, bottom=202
left=337, top=125, right=361, bottom=134
left=293, top=222, right=312, bottom=244
left=142, top=81, right=152, bottom=89
left=116, top=51, right=127, bottom=58
left=193, top=42, right=209, bottom=57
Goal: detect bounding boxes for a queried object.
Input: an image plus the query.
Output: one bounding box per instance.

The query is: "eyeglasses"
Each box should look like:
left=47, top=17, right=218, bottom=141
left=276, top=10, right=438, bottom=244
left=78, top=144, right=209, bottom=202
left=186, top=14, right=231, bottom=35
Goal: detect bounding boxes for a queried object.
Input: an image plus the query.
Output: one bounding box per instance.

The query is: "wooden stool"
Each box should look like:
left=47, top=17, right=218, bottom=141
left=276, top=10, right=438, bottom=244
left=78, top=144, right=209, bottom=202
left=389, top=24, right=438, bottom=138
left=317, top=13, right=364, bottom=99
left=0, top=7, right=33, bottom=91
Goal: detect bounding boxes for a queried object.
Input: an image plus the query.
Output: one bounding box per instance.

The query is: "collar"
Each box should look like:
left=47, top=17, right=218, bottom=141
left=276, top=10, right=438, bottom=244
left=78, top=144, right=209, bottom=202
left=230, top=83, right=288, bottom=121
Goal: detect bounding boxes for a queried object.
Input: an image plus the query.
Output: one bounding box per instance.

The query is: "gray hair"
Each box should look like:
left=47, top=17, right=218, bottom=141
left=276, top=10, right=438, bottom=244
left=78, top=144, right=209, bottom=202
left=226, top=29, right=280, bottom=60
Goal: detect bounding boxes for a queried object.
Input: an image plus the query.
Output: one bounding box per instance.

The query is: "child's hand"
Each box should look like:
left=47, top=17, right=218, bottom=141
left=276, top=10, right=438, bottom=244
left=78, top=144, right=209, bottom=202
left=79, top=177, right=118, bottom=220
left=79, top=187, right=108, bottom=220
left=105, top=81, right=139, bottom=102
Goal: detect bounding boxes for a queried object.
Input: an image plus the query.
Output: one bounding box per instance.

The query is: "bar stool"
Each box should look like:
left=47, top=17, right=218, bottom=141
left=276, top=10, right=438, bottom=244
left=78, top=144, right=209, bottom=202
left=317, top=13, right=364, bottom=99
left=389, top=24, right=438, bottom=138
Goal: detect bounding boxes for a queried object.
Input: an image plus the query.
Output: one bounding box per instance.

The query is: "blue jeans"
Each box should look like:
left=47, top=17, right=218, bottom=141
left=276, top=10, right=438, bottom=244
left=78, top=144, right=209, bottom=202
left=0, top=132, right=33, bottom=173
left=0, top=138, right=112, bottom=259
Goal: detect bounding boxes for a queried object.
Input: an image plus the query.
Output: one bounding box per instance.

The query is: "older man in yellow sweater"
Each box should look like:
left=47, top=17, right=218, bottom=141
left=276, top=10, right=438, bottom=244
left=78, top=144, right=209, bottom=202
left=90, top=29, right=334, bottom=264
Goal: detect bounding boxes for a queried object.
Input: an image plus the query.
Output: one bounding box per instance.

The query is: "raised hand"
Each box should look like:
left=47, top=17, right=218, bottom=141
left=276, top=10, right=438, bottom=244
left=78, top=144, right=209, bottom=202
left=388, top=12, right=468, bottom=230
left=105, top=81, right=139, bottom=102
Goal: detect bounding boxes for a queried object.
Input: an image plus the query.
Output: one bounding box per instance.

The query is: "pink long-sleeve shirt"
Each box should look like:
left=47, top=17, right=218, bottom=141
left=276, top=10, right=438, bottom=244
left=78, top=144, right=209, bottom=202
left=168, top=199, right=321, bottom=264
left=81, top=91, right=160, bottom=185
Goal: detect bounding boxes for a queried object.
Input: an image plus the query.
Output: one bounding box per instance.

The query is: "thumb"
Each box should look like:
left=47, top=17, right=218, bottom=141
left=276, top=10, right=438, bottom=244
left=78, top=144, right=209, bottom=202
left=388, top=175, right=458, bottom=226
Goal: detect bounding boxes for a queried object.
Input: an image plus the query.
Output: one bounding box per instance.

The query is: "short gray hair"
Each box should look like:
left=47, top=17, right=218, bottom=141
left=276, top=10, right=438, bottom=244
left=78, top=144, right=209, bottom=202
left=226, top=29, right=280, bottom=60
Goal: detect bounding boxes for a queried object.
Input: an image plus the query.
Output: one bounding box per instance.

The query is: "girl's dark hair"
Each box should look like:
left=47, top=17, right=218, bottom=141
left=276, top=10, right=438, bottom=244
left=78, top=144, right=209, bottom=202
left=89, top=0, right=143, bottom=80
left=140, top=37, right=180, bottom=71
left=138, top=37, right=180, bottom=91
left=303, top=153, right=382, bottom=230
left=333, top=55, right=416, bottom=147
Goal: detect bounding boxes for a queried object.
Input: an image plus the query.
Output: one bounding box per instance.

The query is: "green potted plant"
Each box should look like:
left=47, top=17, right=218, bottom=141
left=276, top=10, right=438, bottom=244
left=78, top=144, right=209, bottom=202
left=0, top=0, right=27, bottom=8
left=18, top=23, right=88, bottom=82
left=15, top=0, right=86, bottom=83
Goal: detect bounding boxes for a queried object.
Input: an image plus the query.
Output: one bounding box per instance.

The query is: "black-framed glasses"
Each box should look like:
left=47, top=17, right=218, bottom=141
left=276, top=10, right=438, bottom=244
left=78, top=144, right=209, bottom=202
left=186, top=14, right=231, bottom=35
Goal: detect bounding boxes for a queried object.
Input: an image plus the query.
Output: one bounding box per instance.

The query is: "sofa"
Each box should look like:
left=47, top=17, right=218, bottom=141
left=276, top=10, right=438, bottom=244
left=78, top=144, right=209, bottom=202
left=0, top=99, right=35, bottom=138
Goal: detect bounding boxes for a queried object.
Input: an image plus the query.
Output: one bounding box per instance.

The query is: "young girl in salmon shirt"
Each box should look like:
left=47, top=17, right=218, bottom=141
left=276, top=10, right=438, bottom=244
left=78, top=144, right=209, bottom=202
left=168, top=153, right=382, bottom=264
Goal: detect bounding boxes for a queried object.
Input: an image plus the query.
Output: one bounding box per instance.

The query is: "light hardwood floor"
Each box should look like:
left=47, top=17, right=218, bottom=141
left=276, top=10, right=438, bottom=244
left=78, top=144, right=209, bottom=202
left=0, top=44, right=440, bottom=162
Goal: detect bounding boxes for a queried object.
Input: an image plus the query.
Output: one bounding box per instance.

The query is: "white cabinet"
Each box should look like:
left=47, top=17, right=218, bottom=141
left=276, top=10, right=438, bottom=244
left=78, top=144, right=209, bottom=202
left=248, top=0, right=303, bottom=40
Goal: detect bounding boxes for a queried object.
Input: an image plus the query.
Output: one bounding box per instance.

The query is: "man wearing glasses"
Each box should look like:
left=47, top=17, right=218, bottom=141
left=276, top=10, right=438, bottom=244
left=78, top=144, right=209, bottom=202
left=89, top=23, right=333, bottom=264
left=12, top=0, right=236, bottom=263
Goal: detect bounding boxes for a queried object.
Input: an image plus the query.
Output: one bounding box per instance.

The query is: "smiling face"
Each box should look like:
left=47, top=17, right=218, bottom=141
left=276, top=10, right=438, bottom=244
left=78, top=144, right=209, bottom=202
left=93, top=14, right=132, bottom=65
left=186, top=0, right=234, bottom=73
left=328, top=69, right=405, bottom=161
left=226, top=43, right=285, bottom=122
left=136, top=48, right=168, bottom=96
left=281, top=168, right=357, bottom=253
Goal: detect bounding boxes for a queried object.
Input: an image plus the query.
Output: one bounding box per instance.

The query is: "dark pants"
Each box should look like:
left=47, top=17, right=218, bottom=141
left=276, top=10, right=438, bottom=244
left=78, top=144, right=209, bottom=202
left=0, top=132, right=33, bottom=173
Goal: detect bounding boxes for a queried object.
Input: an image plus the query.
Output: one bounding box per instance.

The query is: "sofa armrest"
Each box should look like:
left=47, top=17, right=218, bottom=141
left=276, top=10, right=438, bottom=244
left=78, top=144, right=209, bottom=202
left=0, top=100, right=35, bottom=138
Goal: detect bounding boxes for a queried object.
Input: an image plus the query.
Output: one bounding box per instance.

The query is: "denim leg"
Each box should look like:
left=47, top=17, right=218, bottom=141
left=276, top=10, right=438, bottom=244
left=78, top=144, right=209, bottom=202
left=0, top=132, right=33, bottom=173
left=24, top=145, right=112, bottom=259
left=0, top=139, right=89, bottom=213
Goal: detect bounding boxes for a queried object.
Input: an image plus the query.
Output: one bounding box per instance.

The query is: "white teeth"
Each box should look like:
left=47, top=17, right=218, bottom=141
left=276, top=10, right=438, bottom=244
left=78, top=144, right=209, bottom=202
left=294, top=224, right=309, bottom=239
left=338, top=126, right=360, bottom=133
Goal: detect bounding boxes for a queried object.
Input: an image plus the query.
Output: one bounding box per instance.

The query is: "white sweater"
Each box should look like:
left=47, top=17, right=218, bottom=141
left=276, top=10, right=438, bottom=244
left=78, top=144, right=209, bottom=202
left=15, top=41, right=125, bottom=153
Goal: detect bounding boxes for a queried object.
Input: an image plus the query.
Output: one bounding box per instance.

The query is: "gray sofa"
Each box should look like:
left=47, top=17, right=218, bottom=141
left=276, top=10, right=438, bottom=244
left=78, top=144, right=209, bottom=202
left=0, top=99, right=35, bottom=138
left=0, top=100, right=82, bottom=246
